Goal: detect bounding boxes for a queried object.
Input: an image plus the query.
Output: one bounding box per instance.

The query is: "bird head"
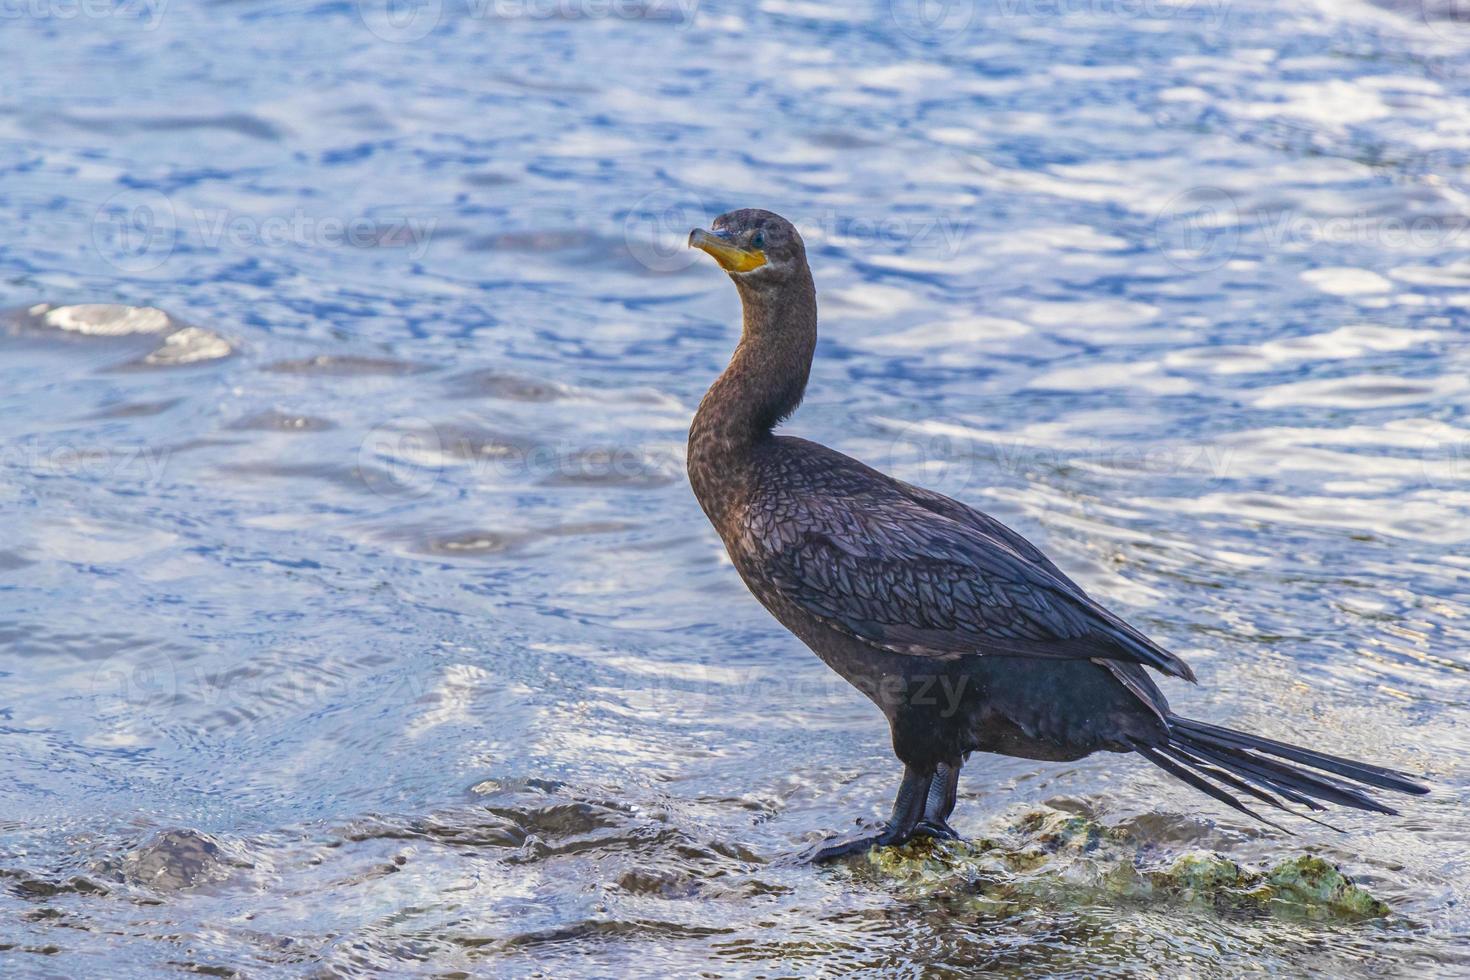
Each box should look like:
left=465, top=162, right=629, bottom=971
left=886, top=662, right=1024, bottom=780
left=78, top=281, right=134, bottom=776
left=688, top=209, right=807, bottom=284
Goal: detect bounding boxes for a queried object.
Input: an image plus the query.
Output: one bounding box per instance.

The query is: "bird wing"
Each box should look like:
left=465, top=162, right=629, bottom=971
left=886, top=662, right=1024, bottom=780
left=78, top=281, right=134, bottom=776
left=738, top=473, right=1196, bottom=682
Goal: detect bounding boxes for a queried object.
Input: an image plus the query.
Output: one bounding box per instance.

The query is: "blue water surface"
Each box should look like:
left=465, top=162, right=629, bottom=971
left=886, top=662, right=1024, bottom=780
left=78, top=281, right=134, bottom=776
left=2, top=0, right=1469, bottom=975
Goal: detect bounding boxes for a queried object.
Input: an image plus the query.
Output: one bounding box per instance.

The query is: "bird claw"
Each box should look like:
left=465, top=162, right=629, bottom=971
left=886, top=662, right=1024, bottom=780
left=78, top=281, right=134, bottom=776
left=913, top=819, right=960, bottom=841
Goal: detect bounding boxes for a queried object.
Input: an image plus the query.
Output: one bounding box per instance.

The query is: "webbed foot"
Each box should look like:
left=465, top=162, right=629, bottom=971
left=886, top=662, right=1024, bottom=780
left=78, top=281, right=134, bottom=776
left=913, top=818, right=959, bottom=840
left=805, top=825, right=917, bottom=862
left=802, top=764, right=937, bottom=863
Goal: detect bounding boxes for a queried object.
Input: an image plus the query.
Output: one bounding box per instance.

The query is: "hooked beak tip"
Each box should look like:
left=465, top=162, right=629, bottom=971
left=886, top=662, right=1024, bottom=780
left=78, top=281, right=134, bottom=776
left=688, top=227, right=767, bottom=273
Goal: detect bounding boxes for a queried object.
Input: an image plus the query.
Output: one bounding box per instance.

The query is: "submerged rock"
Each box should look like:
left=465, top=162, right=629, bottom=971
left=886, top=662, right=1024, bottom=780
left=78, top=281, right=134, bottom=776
left=3, top=303, right=234, bottom=368
left=97, top=829, right=250, bottom=892
left=863, top=806, right=1389, bottom=920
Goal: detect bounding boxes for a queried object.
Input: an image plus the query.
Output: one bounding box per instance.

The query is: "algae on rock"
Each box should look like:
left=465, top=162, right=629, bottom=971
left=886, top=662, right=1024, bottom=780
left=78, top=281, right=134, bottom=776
left=862, top=805, right=1389, bottom=921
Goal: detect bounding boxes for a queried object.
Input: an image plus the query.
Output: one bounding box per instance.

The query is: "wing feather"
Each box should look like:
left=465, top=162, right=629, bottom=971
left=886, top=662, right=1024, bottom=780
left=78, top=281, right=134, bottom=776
left=738, top=440, right=1196, bottom=682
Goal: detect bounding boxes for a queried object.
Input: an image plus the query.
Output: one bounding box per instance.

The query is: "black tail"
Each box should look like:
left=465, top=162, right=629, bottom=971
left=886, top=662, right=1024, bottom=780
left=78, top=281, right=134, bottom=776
left=1136, top=716, right=1429, bottom=833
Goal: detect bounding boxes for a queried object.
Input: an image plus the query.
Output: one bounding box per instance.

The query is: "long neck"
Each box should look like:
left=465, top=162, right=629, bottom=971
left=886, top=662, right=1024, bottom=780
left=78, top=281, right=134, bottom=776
left=688, top=267, right=817, bottom=513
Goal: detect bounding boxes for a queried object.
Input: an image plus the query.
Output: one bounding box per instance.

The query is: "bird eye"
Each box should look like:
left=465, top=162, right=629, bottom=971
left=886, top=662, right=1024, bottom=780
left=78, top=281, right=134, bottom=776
left=752, top=232, right=765, bottom=249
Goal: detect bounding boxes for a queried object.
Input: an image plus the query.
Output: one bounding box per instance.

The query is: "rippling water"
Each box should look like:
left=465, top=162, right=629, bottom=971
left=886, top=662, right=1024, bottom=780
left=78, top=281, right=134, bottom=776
left=3, top=0, right=1470, bottom=975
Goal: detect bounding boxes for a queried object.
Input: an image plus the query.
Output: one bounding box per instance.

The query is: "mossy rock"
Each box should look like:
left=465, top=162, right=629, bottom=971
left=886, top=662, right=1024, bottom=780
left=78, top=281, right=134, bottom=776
left=862, top=807, right=1390, bottom=921
left=1265, top=855, right=1390, bottom=918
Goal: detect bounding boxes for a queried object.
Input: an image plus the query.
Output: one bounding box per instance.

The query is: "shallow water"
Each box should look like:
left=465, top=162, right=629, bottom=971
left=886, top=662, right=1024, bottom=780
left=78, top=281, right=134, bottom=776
left=3, top=0, right=1470, bottom=975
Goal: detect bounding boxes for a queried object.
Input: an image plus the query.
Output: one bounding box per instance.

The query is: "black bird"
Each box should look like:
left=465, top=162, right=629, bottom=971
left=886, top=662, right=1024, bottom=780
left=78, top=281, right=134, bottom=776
left=685, top=208, right=1428, bottom=860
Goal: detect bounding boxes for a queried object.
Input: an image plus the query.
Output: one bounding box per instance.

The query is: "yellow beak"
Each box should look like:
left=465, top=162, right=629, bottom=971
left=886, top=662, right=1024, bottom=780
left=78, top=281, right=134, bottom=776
left=688, top=228, right=767, bottom=273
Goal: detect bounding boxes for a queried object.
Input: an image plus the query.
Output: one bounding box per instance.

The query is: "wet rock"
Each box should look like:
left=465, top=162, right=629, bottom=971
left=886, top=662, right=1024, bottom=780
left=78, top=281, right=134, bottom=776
left=84, top=398, right=182, bottom=419
left=263, top=354, right=432, bottom=376
left=382, top=521, right=634, bottom=560
left=1264, top=855, right=1391, bottom=918
left=115, top=830, right=245, bottom=892
left=32, top=303, right=170, bottom=336
left=226, top=409, right=337, bottom=432
left=4, top=303, right=233, bottom=369
left=2, top=870, right=109, bottom=900
left=140, top=326, right=234, bottom=367
left=863, top=806, right=1391, bottom=920
left=443, top=368, right=571, bottom=402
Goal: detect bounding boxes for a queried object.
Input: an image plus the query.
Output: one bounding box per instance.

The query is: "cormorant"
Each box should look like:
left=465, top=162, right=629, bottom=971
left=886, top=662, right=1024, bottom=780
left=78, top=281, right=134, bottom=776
left=685, top=208, right=1428, bottom=860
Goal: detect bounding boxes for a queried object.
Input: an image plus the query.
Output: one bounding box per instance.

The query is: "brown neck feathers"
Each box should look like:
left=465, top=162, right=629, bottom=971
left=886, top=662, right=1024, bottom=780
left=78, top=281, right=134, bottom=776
left=687, top=265, right=818, bottom=514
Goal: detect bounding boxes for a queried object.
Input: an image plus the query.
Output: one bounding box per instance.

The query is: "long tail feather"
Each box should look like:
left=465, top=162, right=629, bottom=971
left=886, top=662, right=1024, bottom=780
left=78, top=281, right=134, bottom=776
left=1136, top=745, right=1292, bottom=833
left=1160, top=744, right=1345, bottom=833
left=1173, top=718, right=1428, bottom=795
left=1175, top=735, right=1391, bottom=814
left=1135, top=715, right=1428, bottom=831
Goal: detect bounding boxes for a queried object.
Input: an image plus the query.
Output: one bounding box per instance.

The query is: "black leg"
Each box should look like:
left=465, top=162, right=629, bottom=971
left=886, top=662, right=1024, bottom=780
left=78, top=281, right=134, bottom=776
left=915, top=761, right=961, bottom=839
left=808, top=765, right=934, bottom=862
